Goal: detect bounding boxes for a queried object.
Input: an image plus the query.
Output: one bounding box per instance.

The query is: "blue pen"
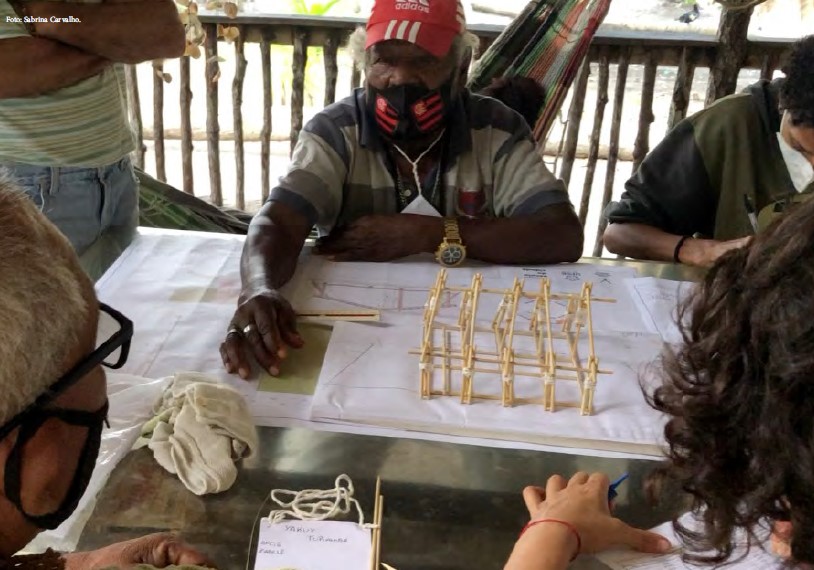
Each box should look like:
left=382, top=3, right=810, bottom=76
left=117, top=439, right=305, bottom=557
left=608, top=472, right=629, bottom=503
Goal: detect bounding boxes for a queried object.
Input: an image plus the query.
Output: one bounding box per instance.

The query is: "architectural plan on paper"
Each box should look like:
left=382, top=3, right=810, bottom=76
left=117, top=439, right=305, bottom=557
left=286, top=257, right=652, bottom=334
left=310, top=319, right=668, bottom=455
left=303, top=262, right=678, bottom=455
left=625, top=277, right=696, bottom=345
left=597, top=512, right=782, bottom=569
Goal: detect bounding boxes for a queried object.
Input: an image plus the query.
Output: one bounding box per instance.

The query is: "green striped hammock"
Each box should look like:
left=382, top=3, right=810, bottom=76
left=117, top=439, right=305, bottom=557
left=468, top=0, right=611, bottom=142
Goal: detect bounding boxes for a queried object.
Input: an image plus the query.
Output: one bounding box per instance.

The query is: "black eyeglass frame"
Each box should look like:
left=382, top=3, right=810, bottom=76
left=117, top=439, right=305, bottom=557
left=0, top=303, right=132, bottom=441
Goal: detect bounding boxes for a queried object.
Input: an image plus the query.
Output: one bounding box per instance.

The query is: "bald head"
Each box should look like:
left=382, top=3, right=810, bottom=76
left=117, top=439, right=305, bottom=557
left=0, top=176, right=95, bottom=425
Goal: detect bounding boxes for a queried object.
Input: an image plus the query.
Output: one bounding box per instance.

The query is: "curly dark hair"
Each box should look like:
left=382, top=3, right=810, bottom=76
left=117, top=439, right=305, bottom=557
left=780, top=35, right=814, bottom=128
left=647, top=195, right=814, bottom=565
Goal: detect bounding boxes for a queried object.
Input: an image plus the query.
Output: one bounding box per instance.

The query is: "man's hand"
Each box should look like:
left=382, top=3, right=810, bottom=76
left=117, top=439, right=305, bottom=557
left=314, top=214, right=440, bottom=262
left=220, top=288, right=304, bottom=379
left=679, top=236, right=751, bottom=268
left=64, top=533, right=215, bottom=569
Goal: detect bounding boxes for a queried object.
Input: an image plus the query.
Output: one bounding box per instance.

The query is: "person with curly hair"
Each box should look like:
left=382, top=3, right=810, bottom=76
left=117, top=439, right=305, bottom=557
left=603, top=35, right=814, bottom=268
left=504, top=196, right=814, bottom=568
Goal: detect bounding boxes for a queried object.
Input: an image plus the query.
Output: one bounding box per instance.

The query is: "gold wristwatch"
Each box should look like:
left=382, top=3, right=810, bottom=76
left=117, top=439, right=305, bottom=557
left=435, top=218, right=467, bottom=267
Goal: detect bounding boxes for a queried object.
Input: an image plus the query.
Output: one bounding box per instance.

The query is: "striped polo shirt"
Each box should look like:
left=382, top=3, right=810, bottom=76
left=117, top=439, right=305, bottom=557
left=270, top=89, right=570, bottom=234
left=0, top=1, right=134, bottom=167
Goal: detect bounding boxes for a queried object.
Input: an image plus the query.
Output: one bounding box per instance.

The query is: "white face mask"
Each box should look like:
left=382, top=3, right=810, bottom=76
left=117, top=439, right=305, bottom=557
left=777, top=132, right=814, bottom=193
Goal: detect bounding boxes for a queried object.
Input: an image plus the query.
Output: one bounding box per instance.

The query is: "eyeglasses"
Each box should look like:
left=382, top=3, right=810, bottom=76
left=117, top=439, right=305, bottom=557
left=0, top=303, right=133, bottom=441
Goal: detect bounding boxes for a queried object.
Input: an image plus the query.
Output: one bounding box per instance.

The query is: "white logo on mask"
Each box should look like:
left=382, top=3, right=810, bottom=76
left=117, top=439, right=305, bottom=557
left=395, top=0, right=430, bottom=14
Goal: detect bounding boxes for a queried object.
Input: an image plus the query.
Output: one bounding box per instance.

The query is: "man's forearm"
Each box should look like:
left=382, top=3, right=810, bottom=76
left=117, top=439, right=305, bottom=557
left=240, top=203, right=310, bottom=296
left=29, top=0, right=185, bottom=64
left=414, top=205, right=584, bottom=265
left=603, top=223, right=681, bottom=262
left=0, top=37, right=108, bottom=98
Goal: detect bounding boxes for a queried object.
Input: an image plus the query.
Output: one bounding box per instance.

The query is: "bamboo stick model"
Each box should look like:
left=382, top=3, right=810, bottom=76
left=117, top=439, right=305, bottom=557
left=414, top=270, right=614, bottom=416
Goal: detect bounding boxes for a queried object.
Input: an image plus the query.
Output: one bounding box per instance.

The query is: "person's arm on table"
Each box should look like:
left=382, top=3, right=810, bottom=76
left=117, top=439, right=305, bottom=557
left=25, top=0, right=184, bottom=63
left=220, top=201, right=310, bottom=379
left=0, top=37, right=109, bottom=98
left=504, top=472, right=671, bottom=570
left=313, top=204, right=582, bottom=265
left=221, top=119, right=352, bottom=379
left=603, top=223, right=750, bottom=268
left=603, top=119, right=750, bottom=267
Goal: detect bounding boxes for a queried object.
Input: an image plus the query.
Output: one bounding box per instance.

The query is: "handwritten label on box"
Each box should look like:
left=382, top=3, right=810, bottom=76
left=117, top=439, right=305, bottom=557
left=254, top=519, right=372, bottom=570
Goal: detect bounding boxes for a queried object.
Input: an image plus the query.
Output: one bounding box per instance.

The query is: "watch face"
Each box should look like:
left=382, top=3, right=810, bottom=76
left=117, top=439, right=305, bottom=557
left=439, top=244, right=465, bottom=267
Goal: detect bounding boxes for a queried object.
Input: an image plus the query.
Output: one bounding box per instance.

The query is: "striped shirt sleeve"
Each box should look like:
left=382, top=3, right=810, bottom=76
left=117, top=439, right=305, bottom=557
left=491, top=114, right=569, bottom=217
left=268, top=111, right=349, bottom=232
left=0, top=0, right=28, bottom=40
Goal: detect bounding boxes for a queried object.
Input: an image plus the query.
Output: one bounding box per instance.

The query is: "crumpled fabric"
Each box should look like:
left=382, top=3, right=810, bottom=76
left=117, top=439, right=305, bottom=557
left=135, top=372, right=257, bottom=496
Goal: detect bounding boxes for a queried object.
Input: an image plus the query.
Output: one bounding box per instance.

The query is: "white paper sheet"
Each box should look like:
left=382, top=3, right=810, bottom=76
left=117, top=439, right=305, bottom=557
left=254, top=520, right=371, bottom=570
left=288, top=257, right=649, bottom=333
left=625, top=277, right=696, bottom=345
left=597, top=512, right=782, bottom=569
left=311, top=320, right=667, bottom=455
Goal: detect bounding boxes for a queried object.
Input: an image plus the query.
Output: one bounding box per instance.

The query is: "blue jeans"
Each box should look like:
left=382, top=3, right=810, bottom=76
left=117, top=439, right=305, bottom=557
left=2, top=156, right=139, bottom=279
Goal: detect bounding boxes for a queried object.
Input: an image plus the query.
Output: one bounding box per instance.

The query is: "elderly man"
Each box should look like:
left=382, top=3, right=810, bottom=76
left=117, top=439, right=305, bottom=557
left=0, top=181, right=211, bottom=567
left=0, top=0, right=184, bottom=279
left=221, top=0, right=583, bottom=379
left=603, top=35, right=814, bottom=267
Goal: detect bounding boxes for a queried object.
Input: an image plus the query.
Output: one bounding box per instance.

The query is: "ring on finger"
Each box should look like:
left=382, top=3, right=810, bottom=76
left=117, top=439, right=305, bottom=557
left=243, top=323, right=257, bottom=336
left=226, top=326, right=242, bottom=338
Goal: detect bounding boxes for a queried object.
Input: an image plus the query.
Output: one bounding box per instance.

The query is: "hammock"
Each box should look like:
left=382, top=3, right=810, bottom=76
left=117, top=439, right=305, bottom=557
left=468, top=0, right=611, bottom=142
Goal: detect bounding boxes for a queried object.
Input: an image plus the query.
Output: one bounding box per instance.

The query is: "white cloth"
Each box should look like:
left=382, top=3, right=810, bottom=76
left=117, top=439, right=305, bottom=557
left=400, top=194, right=442, bottom=217
left=777, top=132, right=814, bottom=193
left=135, top=372, right=258, bottom=495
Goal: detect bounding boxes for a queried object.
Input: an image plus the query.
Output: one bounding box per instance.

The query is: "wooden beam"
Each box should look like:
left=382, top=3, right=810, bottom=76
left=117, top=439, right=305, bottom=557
left=233, top=28, right=247, bottom=211
left=578, top=47, right=610, bottom=228
left=706, top=5, right=754, bottom=106
left=152, top=62, right=166, bottom=182
left=558, top=59, right=590, bottom=190
left=593, top=48, right=630, bottom=257
left=180, top=56, right=194, bottom=195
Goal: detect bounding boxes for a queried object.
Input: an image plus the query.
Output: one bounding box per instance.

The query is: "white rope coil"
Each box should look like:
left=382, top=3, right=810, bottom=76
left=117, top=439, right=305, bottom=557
left=266, top=474, right=372, bottom=528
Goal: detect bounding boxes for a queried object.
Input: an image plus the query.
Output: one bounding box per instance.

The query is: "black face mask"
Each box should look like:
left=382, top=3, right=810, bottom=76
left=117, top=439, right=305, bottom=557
left=4, top=401, right=108, bottom=530
left=369, top=81, right=455, bottom=141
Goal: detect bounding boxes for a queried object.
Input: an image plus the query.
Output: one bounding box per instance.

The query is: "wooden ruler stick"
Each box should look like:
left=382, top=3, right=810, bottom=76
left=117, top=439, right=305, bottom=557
left=296, top=309, right=381, bottom=322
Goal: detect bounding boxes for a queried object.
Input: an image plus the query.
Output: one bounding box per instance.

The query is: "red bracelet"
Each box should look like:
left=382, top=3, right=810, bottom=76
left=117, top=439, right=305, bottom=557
left=519, top=519, right=581, bottom=561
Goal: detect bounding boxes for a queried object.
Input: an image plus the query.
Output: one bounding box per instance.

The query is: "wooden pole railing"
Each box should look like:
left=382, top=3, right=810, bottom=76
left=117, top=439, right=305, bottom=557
left=124, top=13, right=795, bottom=256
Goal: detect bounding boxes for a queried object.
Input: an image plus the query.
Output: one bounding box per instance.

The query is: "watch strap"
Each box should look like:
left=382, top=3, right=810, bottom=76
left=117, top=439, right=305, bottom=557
left=443, top=218, right=462, bottom=243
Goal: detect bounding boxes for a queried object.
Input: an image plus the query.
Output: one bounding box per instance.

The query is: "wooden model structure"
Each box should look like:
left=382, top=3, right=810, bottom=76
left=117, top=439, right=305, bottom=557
left=415, top=270, right=613, bottom=415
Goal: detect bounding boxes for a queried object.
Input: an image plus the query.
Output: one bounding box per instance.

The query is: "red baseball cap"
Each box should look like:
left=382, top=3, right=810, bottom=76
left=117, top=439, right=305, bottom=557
left=366, top=0, right=466, bottom=59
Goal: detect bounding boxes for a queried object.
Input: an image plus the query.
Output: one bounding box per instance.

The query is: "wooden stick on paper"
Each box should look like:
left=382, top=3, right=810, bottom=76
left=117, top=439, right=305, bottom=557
left=296, top=309, right=381, bottom=322
left=369, top=476, right=382, bottom=570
